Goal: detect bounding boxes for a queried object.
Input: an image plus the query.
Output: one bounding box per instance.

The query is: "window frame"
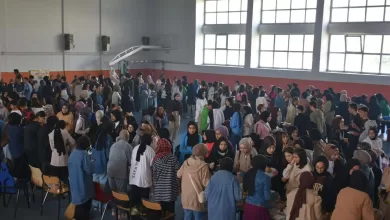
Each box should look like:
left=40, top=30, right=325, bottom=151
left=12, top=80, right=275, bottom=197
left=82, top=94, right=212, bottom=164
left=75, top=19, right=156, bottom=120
left=203, top=34, right=246, bottom=66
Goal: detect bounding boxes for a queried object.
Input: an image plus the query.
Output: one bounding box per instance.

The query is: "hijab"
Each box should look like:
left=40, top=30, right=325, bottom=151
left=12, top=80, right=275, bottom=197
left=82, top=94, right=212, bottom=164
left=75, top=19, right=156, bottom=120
left=136, top=134, right=152, bottom=162
left=216, top=125, right=229, bottom=139
left=289, top=172, right=315, bottom=220
left=116, top=130, right=130, bottom=142
left=243, top=155, right=268, bottom=196
left=153, top=138, right=172, bottom=163
left=349, top=170, right=368, bottom=192
left=186, top=121, right=199, bottom=147
left=79, top=107, right=91, bottom=129
left=192, top=143, right=208, bottom=159
left=313, top=156, right=329, bottom=177
left=212, top=136, right=232, bottom=156
left=353, top=150, right=372, bottom=166
left=204, top=129, right=216, bottom=143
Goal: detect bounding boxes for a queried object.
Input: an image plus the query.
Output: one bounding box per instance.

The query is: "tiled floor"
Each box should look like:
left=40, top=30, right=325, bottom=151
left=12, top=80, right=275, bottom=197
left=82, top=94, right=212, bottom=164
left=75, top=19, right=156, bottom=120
left=1, top=112, right=389, bottom=220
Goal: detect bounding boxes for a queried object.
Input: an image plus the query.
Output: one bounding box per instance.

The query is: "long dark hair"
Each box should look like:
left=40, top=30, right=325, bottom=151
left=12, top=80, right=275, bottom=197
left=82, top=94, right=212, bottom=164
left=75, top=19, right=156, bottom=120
left=136, top=134, right=152, bottom=162
left=95, top=116, right=113, bottom=151
left=54, top=120, right=67, bottom=156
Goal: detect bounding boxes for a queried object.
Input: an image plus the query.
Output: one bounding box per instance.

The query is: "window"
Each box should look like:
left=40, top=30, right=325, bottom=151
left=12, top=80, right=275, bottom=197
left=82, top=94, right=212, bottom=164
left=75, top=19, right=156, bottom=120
left=204, top=34, right=246, bottom=66
left=205, top=0, right=248, bottom=24
left=328, top=35, right=390, bottom=74
left=261, top=0, right=317, bottom=23
left=259, top=34, right=313, bottom=69
left=331, top=0, right=390, bottom=22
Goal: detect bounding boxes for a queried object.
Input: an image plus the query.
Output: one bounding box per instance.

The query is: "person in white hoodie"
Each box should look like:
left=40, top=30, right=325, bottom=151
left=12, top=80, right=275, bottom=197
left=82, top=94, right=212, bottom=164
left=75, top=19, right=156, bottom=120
left=195, top=89, right=207, bottom=123
left=208, top=101, right=225, bottom=130
left=255, top=90, right=268, bottom=112
left=282, top=148, right=312, bottom=194
left=363, top=127, right=384, bottom=169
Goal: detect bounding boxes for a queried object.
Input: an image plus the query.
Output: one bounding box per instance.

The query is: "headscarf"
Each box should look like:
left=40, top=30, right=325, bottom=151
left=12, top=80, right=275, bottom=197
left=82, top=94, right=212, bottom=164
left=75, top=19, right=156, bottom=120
left=186, top=121, right=200, bottom=147
left=111, top=109, right=122, bottom=122
left=116, top=130, right=130, bottom=142
left=243, top=155, right=268, bottom=195
left=289, top=172, right=315, bottom=220
left=349, top=170, right=368, bottom=192
left=80, top=90, right=90, bottom=100
left=43, top=104, right=54, bottom=117
left=216, top=125, right=229, bottom=139
left=365, top=150, right=378, bottom=168
left=324, top=144, right=338, bottom=160
left=95, top=110, right=104, bottom=125
left=340, top=90, right=347, bottom=95
left=313, top=156, right=329, bottom=176
left=153, top=138, right=172, bottom=163
left=353, top=150, right=372, bottom=166
left=204, top=129, right=216, bottom=143
left=239, top=138, right=252, bottom=152
left=212, top=136, right=232, bottom=156
left=192, top=143, right=208, bottom=159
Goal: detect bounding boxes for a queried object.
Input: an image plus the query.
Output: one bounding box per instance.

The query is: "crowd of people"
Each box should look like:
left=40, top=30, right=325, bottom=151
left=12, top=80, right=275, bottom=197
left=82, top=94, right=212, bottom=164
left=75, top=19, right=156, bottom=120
left=0, top=68, right=390, bottom=220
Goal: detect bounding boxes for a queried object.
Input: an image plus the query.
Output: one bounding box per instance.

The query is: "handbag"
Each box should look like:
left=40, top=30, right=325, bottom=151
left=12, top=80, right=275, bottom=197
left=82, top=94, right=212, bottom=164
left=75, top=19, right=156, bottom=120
left=188, top=173, right=206, bottom=203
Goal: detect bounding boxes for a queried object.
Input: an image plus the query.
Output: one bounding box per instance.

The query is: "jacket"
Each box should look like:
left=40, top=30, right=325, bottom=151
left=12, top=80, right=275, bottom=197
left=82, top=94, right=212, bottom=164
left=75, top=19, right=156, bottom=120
left=254, top=120, right=270, bottom=140
left=380, top=167, right=390, bottom=219
left=286, top=104, right=298, bottom=124
left=8, top=125, right=24, bottom=159
left=310, top=109, right=326, bottom=136
left=177, top=157, right=211, bottom=212
left=294, top=113, right=310, bottom=137
left=243, top=114, right=254, bottom=136
left=331, top=187, right=375, bottom=220
left=379, top=100, right=390, bottom=116
left=230, top=112, right=242, bottom=136
left=24, top=122, right=42, bottom=168
left=49, top=129, right=75, bottom=167
left=195, top=99, right=208, bottom=123
left=178, top=134, right=202, bottom=165
left=284, top=163, right=312, bottom=193
left=205, top=170, right=242, bottom=220
left=323, top=101, right=335, bottom=125
left=286, top=188, right=322, bottom=220
left=56, top=112, right=74, bottom=133
left=92, top=135, right=113, bottom=174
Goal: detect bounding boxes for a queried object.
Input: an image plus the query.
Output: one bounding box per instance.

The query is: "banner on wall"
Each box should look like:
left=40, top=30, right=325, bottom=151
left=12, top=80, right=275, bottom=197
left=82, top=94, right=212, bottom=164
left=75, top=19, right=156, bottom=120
left=29, top=70, right=50, bottom=83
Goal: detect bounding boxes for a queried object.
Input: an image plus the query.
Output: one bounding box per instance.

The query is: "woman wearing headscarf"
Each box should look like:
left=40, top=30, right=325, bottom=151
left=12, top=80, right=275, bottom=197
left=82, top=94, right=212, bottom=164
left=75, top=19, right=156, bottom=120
left=243, top=106, right=254, bottom=137
left=195, top=89, right=207, bottom=123
left=129, top=134, right=155, bottom=207
left=337, top=93, right=350, bottom=125
left=242, top=155, right=272, bottom=220
left=331, top=170, right=375, bottom=220
left=152, top=138, right=179, bottom=213
left=353, top=148, right=375, bottom=201
left=324, top=94, right=335, bottom=138
left=91, top=117, right=114, bottom=193
left=178, top=121, right=203, bottom=165
left=110, top=109, right=123, bottom=141
left=38, top=115, right=59, bottom=174
left=167, top=93, right=183, bottom=142
left=208, top=136, right=234, bottom=169
left=56, top=103, right=74, bottom=133
left=49, top=120, right=75, bottom=183
left=205, top=158, right=242, bottom=220
left=125, top=116, right=139, bottom=147
left=177, top=143, right=211, bottom=220
left=377, top=93, right=390, bottom=135
left=203, top=129, right=216, bottom=158
left=107, top=130, right=133, bottom=194
left=75, top=107, right=91, bottom=136
left=140, top=83, right=149, bottom=111
left=286, top=172, right=322, bottom=220
left=312, top=156, right=333, bottom=213
left=283, top=148, right=312, bottom=194
left=254, top=111, right=271, bottom=142
left=234, top=138, right=258, bottom=178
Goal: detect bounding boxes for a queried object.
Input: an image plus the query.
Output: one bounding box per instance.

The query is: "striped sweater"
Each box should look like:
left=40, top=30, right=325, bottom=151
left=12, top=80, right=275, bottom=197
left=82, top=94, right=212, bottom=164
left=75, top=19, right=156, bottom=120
left=152, top=155, right=180, bottom=202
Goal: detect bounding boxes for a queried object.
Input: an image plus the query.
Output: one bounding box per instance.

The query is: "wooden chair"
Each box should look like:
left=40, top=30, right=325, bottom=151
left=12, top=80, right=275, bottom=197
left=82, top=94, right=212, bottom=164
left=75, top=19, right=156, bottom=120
left=28, top=165, right=43, bottom=202
left=141, top=199, right=175, bottom=220
left=93, top=182, right=114, bottom=220
left=112, top=191, right=131, bottom=220
left=41, top=175, right=70, bottom=220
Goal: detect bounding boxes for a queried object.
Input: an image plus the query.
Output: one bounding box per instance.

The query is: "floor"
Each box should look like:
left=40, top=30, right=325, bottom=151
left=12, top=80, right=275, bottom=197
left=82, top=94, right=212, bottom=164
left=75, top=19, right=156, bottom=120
left=1, top=112, right=389, bottom=220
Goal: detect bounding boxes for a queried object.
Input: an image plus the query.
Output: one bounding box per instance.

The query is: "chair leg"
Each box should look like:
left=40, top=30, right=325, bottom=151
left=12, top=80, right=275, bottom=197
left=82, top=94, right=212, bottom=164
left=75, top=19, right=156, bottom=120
left=13, top=190, right=20, bottom=219
left=24, top=186, right=30, bottom=208
left=6, top=194, right=13, bottom=207
left=115, top=206, right=119, bottom=220
left=41, top=191, right=49, bottom=216
left=127, top=211, right=130, bottom=220
left=29, top=185, right=36, bottom=202
left=101, top=202, right=110, bottom=220
left=57, top=194, right=61, bottom=220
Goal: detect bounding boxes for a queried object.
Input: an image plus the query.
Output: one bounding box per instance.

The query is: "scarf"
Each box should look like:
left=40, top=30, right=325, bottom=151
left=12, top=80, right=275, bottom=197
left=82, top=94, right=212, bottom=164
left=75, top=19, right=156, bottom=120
left=216, top=125, right=229, bottom=138
left=186, top=132, right=199, bottom=148
left=289, top=172, right=315, bottom=220
left=153, top=138, right=172, bottom=163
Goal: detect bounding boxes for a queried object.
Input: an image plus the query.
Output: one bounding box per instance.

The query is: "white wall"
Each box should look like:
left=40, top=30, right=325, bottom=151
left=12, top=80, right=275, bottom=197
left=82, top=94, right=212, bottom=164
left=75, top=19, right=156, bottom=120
left=147, top=0, right=390, bottom=86
left=0, top=0, right=149, bottom=73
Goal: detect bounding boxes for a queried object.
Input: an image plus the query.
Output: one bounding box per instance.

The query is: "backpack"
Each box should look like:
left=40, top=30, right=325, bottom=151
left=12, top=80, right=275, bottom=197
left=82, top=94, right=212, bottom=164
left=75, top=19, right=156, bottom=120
left=0, top=162, right=16, bottom=193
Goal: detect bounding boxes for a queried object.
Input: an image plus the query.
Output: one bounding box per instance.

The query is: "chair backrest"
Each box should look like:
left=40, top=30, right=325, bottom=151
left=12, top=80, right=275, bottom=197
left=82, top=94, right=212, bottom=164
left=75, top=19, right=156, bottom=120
left=142, top=199, right=162, bottom=211
left=0, top=162, right=16, bottom=193
left=29, top=165, right=43, bottom=187
left=94, top=182, right=113, bottom=203
left=112, top=191, right=129, bottom=201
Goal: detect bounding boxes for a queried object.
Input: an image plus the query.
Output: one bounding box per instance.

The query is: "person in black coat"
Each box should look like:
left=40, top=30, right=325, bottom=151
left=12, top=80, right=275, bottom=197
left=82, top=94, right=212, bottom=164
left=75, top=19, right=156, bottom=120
left=294, top=105, right=310, bottom=137
left=313, top=156, right=334, bottom=213
left=25, top=111, right=46, bottom=169
left=336, top=94, right=350, bottom=126
left=121, top=78, right=134, bottom=113
left=368, top=95, right=381, bottom=122
left=207, top=136, right=234, bottom=170
left=37, top=115, right=59, bottom=174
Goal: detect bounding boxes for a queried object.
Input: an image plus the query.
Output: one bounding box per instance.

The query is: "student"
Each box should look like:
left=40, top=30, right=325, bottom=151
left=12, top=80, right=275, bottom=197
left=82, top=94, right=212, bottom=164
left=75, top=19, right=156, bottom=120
left=205, top=158, right=242, bottom=220
left=313, top=156, right=334, bottom=213
left=286, top=172, right=322, bottom=220
left=283, top=148, right=312, bottom=194
left=68, top=136, right=94, bottom=220
left=331, top=170, right=375, bottom=220
left=177, top=144, right=211, bottom=220
left=49, top=120, right=75, bottom=183
left=243, top=155, right=272, bottom=220
left=178, top=121, right=203, bottom=165
left=234, top=138, right=258, bottom=177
